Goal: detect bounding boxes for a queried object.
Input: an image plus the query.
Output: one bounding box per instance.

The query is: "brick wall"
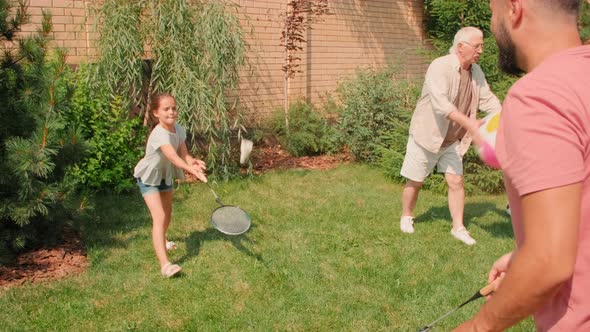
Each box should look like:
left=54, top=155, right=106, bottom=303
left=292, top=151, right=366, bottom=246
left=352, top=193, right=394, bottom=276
left=21, top=0, right=429, bottom=120
left=235, top=0, right=429, bottom=120
left=21, top=0, right=97, bottom=63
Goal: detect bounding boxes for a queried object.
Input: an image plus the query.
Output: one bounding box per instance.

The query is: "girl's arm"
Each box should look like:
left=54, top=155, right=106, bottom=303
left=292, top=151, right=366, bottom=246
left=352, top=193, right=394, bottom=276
left=178, top=142, right=206, bottom=172
left=161, top=144, right=207, bottom=182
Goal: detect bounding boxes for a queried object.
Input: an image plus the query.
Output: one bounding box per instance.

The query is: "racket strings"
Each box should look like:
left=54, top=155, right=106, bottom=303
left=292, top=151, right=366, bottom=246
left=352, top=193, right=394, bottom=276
left=211, top=206, right=251, bottom=235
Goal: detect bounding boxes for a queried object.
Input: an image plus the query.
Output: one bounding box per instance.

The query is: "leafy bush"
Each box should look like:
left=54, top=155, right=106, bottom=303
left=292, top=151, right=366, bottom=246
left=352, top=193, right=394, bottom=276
left=270, top=100, right=339, bottom=157
left=462, top=149, right=504, bottom=194
left=423, top=0, right=491, bottom=46
left=337, top=64, right=505, bottom=194
left=423, top=0, right=518, bottom=99
left=377, top=134, right=409, bottom=183
left=69, top=70, right=146, bottom=193
left=65, top=71, right=147, bottom=193
left=246, top=127, right=269, bottom=146
left=336, top=65, right=419, bottom=163
left=379, top=139, right=504, bottom=195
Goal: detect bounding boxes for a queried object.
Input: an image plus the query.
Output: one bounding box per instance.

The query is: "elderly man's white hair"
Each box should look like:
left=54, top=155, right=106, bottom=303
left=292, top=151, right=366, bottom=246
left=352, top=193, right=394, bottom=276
left=449, top=27, right=484, bottom=54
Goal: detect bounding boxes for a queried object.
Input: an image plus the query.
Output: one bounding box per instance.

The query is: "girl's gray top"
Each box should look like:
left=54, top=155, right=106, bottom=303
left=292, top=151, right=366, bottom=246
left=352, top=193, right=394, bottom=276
left=134, top=124, right=186, bottom=186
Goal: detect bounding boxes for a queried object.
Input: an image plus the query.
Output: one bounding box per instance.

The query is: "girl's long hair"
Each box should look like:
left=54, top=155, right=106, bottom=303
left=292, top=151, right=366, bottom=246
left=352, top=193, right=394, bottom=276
left=147, top=93, right=175, bottom=131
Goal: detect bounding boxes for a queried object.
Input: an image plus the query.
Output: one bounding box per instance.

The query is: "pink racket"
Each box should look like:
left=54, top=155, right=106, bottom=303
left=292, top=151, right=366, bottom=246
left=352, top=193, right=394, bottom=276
left=478, top=141, right=500, bottom=169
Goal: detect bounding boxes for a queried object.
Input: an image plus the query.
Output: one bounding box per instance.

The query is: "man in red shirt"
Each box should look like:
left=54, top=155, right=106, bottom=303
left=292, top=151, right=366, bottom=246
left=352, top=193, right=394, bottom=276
left=456, top=0, right=590, bottom=330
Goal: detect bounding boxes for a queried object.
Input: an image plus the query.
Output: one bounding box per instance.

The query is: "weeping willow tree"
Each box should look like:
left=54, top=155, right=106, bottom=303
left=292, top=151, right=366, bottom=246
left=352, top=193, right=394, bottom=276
left=89, top=0, right=247, bottom=179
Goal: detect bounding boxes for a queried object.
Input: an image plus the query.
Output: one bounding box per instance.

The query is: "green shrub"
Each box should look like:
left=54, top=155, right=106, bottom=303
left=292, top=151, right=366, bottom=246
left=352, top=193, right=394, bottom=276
left=336, top=65, right=419, bottom=163
left=379, top=142, right=504, bottom=195
left=376, top=135, right=408, bottom=183
left=424, top=0, right=491, bottom=46
left=338, top=64, right=505, bottom=194
left=246, top=127, right=269, bottom=146
left=423, top=0, right=518, bottom=99
left=65, top=67, right=147, bottom=193
left=270, top=100, right=339, bottom=157
left=377, top=110, right=504, bottom=194
left=463, top=148, right=504, bottom=194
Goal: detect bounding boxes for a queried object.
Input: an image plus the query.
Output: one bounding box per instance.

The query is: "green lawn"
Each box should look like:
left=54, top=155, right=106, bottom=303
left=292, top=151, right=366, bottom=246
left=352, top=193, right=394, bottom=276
left=0, top=164, right=534, bottom=331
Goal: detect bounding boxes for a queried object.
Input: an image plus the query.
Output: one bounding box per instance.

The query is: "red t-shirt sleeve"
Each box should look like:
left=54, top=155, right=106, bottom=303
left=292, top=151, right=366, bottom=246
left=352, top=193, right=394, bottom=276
left=500, top=79, right=586, bottom=196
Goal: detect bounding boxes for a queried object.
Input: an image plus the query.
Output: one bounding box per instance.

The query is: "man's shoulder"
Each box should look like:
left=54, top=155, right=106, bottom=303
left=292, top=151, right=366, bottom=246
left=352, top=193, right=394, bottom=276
left=515, top=46, right=590, bottom=90
left=428, top=54, right=458, bottom=75
left=505, top=62, right=581, bottom=113
left=431, top=54, right=455, bottom=65
left=504, top=73, right=549, bottom=108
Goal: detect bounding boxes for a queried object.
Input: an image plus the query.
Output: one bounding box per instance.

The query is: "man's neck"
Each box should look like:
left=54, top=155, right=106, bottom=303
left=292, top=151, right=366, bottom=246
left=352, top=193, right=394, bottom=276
left=518, top=25, right=582, bottom=73
left=456, top=53, right=472, bottom=71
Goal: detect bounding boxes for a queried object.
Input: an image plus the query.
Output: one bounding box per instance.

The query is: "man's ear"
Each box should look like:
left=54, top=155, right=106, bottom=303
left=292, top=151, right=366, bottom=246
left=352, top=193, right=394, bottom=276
left=507, top=0, right=523, bottom=28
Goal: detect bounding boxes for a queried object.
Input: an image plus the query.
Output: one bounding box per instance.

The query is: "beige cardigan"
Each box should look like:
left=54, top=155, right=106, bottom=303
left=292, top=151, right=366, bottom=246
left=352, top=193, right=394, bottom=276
left=409, top=53, right=502, bottom=155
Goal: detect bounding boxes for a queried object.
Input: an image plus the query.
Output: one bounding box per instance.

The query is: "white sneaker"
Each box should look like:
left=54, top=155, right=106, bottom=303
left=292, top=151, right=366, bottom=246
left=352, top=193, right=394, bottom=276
left=400, top=216, right=415, bottom=234
left=166, top=240, right=177, bottom=251
left=451, top=227, right=476, bottom=245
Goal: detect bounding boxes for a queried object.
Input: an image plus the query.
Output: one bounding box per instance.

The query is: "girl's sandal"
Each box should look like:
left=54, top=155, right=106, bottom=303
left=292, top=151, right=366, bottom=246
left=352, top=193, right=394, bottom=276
left=165, top=240, right=178, bottom=251
left=161, top=263, right=182, bottom=278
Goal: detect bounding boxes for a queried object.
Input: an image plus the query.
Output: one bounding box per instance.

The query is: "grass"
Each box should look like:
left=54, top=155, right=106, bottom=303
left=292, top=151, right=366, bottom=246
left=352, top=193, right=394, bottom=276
left=0, top=164, right=534, bottom=331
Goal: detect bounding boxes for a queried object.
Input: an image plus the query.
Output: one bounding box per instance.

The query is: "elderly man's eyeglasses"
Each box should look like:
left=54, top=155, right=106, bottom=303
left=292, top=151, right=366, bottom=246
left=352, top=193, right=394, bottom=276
left=461, top=41, right=484, bottom=50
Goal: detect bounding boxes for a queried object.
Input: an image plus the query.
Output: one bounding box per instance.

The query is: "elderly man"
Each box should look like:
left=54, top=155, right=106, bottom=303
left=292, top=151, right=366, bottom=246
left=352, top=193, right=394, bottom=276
left=399, top=27, right=501, bottom=245
left=456, top=0, right=590, bottom=331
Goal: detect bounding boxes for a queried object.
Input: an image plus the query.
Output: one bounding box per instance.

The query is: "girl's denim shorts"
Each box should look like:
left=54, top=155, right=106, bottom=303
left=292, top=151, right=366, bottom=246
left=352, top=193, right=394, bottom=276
left=136, top=178, right=173, bottom=196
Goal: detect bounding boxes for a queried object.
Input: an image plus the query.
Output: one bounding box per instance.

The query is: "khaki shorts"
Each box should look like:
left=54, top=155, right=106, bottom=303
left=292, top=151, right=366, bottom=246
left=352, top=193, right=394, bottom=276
left=400, top=136, right=463, bottom=182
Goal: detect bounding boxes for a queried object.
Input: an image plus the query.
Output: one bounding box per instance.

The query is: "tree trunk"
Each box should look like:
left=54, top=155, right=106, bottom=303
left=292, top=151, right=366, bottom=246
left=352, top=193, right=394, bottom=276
left=283, top=3, right=290, bottom=135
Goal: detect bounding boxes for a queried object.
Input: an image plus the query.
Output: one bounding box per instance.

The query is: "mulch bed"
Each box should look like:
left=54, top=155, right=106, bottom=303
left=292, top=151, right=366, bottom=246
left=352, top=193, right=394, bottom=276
left=0, top=228, right=89, bottom=290
left=0, top=144, right=350, bottom=290
left=250, top=144, right=351, bottom=173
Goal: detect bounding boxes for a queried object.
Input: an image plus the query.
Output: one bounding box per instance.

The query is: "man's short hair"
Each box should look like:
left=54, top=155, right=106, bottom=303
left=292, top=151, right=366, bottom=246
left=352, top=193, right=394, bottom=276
left=450, top=27, right=484, bottom=55
left=538, top=0, right=580, bottom=15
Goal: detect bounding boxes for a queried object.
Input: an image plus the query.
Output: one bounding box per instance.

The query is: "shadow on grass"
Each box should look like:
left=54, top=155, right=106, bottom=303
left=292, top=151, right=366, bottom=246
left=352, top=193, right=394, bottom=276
left=478, top=220, right=514, bottom=239
left=178, top=224, right=263, bottom=265
left=79, top=188, right=265, bottom=268
left=79, top=193, right=148, bottom=250
left=416, top=202, right=513, bottom=238
left=78, top=188, right=193, bottom=260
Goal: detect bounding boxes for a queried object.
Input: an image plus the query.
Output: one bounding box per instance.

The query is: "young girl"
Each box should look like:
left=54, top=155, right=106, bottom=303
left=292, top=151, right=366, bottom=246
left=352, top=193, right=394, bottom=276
left=134, top=94, right=207, bottom=278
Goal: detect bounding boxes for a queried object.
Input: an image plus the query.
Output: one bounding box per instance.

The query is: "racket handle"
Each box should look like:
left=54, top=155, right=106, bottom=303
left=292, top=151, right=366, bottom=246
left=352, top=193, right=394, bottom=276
left=479, top=283, right=495, bottom=297
left=206, top=182, right=224, bottom=206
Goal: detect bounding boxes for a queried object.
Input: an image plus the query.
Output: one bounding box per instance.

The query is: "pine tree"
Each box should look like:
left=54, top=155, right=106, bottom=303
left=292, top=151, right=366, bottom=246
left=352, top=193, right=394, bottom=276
left=0, top=0, right=85, bottom=263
